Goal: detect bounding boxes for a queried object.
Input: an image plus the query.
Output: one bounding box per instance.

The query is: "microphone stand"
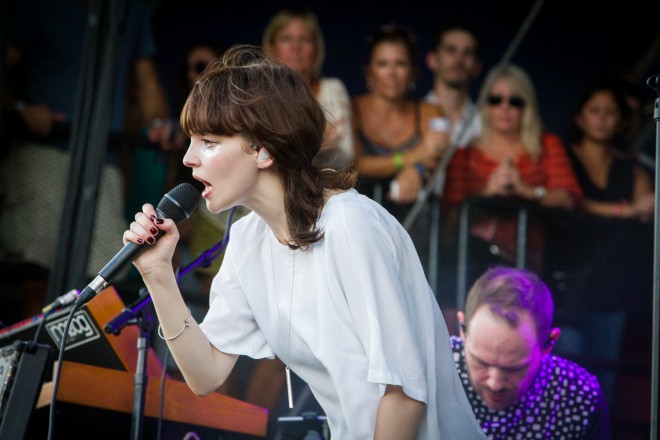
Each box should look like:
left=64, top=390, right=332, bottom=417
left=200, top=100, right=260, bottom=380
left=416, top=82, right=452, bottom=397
left=648, top=72, right=659, bottom=440
left=174, top=207, right=237, bottom=283
left=103, top=287, right=156, bottom=440
left=131, top=289, right=155, bottom=440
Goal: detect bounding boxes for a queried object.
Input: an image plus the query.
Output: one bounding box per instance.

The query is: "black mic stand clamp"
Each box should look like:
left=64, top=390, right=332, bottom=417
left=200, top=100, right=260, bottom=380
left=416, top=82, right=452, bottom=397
left=104, top=287, right=156, bottom=440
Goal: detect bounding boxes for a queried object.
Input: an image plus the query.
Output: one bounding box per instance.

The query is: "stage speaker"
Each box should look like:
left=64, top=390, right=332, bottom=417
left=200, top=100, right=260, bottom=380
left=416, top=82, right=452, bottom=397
left=0, top=340, right=52, bottom=439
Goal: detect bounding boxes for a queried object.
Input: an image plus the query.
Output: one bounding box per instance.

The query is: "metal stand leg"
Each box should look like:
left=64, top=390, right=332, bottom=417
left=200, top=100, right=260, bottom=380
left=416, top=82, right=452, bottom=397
left=516, top=208, right=528, bottom=269
left=456, top=203, right=470, bottom=311
left=428, top=195, right=440, bottom=296
left=647, top=73, right=659, bottom=440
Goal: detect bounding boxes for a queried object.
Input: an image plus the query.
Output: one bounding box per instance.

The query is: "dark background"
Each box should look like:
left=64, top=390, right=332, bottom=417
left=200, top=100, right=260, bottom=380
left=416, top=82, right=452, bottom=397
left=150, top=0, right=660, bottom=146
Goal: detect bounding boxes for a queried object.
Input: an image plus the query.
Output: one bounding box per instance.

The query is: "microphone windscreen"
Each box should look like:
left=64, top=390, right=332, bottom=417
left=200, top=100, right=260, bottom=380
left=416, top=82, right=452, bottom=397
left=157, top=183, right=201, bottom=223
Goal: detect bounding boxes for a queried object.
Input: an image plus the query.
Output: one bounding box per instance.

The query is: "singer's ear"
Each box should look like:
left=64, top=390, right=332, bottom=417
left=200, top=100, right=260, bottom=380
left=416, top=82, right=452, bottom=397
left=254, top=146, right=274, bottom=169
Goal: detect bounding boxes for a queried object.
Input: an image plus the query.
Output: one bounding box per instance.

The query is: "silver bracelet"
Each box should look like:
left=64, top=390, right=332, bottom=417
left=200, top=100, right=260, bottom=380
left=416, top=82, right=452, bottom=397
left=157, top=307, right=192, bottom=341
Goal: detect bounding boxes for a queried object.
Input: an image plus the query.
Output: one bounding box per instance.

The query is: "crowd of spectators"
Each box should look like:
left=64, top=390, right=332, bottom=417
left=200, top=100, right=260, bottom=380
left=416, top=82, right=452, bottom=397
left=0, top=2, right=656, bottom=439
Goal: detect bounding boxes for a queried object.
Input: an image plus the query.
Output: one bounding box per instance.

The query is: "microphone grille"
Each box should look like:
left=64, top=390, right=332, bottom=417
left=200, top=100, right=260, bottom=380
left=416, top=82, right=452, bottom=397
left=157, top=183, right=201, bottom=223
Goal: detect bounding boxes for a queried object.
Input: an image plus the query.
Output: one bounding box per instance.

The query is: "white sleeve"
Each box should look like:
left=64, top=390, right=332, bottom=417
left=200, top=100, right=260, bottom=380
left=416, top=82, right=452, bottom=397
left=323, top=199, right=428, bottom=403
left=198, top=244, right=275, bottom=359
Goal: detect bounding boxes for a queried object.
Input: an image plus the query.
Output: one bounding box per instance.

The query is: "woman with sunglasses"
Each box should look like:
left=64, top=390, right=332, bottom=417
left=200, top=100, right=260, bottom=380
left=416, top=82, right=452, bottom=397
left=441, top=64, right=581, bottom=281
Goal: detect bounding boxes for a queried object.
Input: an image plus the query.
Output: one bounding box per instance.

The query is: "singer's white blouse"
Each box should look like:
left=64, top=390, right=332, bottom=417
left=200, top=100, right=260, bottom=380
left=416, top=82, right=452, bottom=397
left=199, top=189, right=486, bottom=440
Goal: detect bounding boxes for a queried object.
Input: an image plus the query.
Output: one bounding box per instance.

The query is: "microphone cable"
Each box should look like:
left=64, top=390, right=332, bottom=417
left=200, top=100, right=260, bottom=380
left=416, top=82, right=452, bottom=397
left=30, top=312, right=47, bottom=346
left=46, top=302, right=82, bottom=440
left=32, top=289, right=81, bottom=345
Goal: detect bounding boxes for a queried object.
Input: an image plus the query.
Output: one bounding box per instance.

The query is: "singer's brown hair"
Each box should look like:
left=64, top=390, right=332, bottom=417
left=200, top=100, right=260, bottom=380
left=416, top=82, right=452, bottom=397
left=180, top=45, right=356, bottom=249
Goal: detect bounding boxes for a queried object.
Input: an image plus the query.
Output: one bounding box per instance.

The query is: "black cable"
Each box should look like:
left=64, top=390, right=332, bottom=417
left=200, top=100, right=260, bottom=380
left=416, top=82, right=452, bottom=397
left=47, top=304, right=80, bottom=440
left=30, top=311, right=49, bottom=345
left=646, top=73, right=660, bottom=92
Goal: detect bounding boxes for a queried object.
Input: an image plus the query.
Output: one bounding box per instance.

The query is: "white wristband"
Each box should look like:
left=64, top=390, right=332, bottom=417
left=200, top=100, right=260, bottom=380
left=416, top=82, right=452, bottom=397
left=533, top=185, right=547, bottom=200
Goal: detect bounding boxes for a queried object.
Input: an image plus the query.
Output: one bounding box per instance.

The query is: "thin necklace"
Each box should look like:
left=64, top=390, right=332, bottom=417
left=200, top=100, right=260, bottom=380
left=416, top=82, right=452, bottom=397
left=269, top=237, right=296, bottom=408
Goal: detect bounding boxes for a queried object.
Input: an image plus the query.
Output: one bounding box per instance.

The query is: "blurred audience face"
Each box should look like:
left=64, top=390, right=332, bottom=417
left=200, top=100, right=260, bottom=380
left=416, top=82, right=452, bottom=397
left=462, top=305, right=544, bottom=410
left=270, top=17, right=317, bottom=78
left=186, top=47, right=217, bottom=86
left=575, top=90, right=622, bottom=144
left=428, top=29, right=480, bottom=89
left=485, top=78, right=525, bottom=136
left=366, top=41, right=413, bottom=100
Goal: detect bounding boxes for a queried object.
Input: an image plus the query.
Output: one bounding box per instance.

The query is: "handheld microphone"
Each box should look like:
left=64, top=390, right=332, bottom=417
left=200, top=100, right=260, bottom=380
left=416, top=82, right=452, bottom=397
left=74, top=183, right=201, bottom=307
left=41, top=289, right=80, bottom=314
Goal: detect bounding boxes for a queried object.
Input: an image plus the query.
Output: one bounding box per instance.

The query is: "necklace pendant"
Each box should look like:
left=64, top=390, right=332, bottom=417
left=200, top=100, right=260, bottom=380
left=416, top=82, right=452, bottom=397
left=286, top=365, right=294, bottom=408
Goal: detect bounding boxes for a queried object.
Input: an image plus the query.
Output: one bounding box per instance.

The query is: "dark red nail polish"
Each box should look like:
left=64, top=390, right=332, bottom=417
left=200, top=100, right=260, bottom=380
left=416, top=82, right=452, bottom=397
left=149, top=214, right=157, bottom=221
left=150, top=227, right=158, bottom=235
left=147, top=236, right=156, bottom=244
left=155, top=218, right=164, bottom=225
left=136, top=238, right=144, bottom=244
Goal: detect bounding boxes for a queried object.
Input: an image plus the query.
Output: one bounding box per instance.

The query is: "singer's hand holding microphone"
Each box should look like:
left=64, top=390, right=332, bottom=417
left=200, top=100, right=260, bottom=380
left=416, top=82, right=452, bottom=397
left=124, top=183, right=201, bottom=278
left=74, top=183, right=201, bottom=307
left=125, top=205, right=180, bottom=273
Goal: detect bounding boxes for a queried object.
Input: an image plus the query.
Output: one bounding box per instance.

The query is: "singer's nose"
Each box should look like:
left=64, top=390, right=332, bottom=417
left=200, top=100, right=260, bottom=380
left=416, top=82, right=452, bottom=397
left=183, top=142, right=198, bottom=168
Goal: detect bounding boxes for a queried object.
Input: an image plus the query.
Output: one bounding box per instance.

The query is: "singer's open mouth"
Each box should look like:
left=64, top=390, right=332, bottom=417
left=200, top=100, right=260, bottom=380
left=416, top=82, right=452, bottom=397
left=193, top=175, right=211, bottom=189
left=193, top=175, right=213, bottom=198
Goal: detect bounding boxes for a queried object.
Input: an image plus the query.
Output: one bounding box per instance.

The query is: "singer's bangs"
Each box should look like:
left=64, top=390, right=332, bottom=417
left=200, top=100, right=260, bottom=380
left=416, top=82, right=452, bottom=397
left=180, top=49, right=326, bottom=163
left=180, top=72, right=247, bottom=138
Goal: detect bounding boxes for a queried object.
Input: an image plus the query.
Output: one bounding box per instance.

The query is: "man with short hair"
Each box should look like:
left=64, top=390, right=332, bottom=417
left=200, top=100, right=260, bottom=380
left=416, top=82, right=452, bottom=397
left=425, top=19, right=483, bottom=149
left=452, top=266, right=612, bottom=439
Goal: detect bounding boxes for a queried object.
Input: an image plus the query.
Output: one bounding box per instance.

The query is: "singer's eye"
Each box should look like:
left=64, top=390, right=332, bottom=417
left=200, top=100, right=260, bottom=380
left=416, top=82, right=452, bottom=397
left=200, top=138, right=221, bottom=157
left=201, top=138, right=219, bottom=148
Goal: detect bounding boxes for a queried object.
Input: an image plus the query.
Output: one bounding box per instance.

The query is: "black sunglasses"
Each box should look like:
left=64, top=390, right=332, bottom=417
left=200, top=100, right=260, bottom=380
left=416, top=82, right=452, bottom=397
left=486, top=94, right=526, bottom=108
